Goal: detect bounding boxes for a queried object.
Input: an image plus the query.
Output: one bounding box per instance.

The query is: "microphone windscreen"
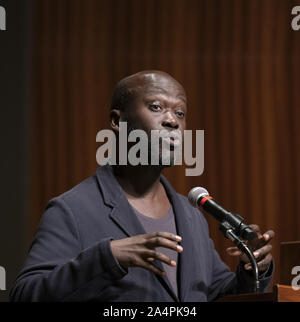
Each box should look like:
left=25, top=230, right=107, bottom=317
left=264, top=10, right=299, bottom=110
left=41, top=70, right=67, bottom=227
left=188, top=187, right=209, bottom=208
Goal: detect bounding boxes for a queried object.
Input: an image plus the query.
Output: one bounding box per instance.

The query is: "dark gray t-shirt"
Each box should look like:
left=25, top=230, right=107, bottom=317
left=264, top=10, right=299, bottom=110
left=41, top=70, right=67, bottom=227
left=132, top=206, right=178, bottom=297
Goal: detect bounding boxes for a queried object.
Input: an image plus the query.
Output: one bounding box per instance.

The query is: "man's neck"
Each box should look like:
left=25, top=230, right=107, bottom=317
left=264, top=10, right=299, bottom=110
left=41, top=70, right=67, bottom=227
left=112, top=165, right=163, bottom=200
left=112, top=165, right=172, bottom=219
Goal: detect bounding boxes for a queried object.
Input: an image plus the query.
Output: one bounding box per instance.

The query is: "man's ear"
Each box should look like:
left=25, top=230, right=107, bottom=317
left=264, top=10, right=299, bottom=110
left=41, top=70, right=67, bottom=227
left=110, top=109, right=121, bottom=132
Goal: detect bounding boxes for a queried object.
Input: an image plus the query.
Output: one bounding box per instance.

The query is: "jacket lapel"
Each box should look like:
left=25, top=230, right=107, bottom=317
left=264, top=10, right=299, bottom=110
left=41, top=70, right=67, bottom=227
left=96, top=165, right=179, bottom=302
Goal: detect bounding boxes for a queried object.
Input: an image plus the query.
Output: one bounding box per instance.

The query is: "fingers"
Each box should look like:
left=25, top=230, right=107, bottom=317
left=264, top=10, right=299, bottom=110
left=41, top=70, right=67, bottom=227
left=139, top=259, right=167, bottom=276
left=246, top=225, right=275, bottom=253
left=244, top=253, right=273, bottom=272
left=253, top=244, right=272, bottom=260
left=146, top=232, right=182, bottom=242
left=247, top=224, right=262, bottom=244
left=142, top=233, right=182, bottom=275
left=227, top=226, right=274, bottom=273
left=229, top=241, right=273, bottom=272
left=145, top=232, right=183, bottom=253
left=144, top=250, right=177, bottom=267
left=257, top=253, right=273, bottom=271
left=141, top=248, right=178, bottom=276
left=249, top=224, right=259, bottom=233
left=226, top=247, right=242, bottom=256
left=243, top=243, right=273, bottom=271
left=248, top=225, right=275, bottom=242
left=111, top=232, right=183, bottom=275
left=146, top=238, right=183, bottom=253
left=262, top=230, right=275, bottom=242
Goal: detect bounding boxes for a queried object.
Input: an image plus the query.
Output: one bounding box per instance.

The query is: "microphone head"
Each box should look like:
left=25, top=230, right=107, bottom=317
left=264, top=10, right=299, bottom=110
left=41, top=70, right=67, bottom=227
left=188, top=187, right=209, bottom=208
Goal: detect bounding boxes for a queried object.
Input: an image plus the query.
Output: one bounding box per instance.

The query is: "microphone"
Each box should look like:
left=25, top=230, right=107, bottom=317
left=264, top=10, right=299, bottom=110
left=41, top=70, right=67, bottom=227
left=188, top=187, right=256, bottom=241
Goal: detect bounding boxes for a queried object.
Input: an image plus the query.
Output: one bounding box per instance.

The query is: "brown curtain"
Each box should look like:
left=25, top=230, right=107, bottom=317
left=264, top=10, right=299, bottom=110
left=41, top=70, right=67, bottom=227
left=29, top=0, right=300, bottom=286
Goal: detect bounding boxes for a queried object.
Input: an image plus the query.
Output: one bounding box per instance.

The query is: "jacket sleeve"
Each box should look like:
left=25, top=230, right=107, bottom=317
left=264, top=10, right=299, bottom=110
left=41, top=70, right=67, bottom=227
left=9, top=197, right=128, bottom=302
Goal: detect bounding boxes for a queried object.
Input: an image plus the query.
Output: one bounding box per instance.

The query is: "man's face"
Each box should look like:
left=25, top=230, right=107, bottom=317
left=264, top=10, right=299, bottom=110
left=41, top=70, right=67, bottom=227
left=122, top=75, right=187, bottom=166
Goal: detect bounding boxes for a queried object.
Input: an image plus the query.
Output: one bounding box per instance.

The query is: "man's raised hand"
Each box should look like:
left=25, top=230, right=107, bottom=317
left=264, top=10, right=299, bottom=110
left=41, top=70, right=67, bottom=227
left=110, top=232, right=183, bottom=276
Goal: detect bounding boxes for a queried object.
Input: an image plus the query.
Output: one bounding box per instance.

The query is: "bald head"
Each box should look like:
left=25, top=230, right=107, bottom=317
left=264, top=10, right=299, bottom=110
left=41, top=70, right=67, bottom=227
left=110, top=70, right=186, bottom=112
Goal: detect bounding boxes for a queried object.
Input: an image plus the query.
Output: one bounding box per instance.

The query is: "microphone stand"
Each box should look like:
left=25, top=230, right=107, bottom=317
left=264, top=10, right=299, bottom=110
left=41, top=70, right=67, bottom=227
left=219, top=221, right=260, bottom=293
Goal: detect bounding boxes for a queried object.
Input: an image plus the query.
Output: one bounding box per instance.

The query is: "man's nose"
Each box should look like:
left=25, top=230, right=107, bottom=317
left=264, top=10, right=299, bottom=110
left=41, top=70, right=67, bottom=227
left=162, top=111, right=179, bottom=129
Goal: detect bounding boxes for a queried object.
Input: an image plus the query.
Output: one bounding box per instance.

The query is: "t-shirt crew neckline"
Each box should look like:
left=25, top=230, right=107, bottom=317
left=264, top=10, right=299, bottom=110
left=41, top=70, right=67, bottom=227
left=132, top=206, right=172, bottom=223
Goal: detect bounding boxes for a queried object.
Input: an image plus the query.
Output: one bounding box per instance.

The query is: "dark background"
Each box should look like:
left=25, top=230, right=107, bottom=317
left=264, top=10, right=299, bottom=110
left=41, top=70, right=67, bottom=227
left=1, top=0, right=300, bottom=301
left=0, top=0, right=32, bottom=301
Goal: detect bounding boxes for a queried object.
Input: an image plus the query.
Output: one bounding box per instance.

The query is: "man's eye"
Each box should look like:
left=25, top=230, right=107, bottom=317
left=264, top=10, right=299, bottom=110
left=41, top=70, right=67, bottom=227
left=176, top=111, right=185, bottom=118
left=150, top=104, right=161, bottom=111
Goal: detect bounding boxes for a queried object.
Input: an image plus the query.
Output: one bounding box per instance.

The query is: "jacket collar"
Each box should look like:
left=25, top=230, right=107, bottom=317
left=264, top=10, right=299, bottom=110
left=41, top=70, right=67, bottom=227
left=96, top=164, right=147, bottom=237
left=96, top=165, right=192, bottom=302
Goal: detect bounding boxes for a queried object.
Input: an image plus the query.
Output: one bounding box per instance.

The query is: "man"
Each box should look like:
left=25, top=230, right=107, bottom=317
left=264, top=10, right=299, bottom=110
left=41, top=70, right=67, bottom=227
left=10, top=70, right=274, bottom=302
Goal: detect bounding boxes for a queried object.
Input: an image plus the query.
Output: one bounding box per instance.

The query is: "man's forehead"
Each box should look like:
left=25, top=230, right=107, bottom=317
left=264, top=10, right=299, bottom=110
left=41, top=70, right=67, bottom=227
left=110, top=70, right=187, bottom=112
left=142, top=85, right=187, bottom=104
left=132, top=73, right=187, bottom=102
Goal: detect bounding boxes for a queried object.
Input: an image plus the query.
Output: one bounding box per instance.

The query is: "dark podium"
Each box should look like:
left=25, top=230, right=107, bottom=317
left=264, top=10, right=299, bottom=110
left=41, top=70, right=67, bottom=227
left=216, top=284, right=300, bottom=302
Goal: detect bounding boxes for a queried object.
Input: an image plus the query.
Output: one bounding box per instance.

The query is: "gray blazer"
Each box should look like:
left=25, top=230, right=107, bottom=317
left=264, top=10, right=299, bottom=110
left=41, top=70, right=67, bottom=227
left=10, top=165, right=273, bottom=302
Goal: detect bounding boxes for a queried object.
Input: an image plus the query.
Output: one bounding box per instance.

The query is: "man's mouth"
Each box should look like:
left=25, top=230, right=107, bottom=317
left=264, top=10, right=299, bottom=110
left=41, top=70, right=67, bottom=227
left=162, top=133, right=182, bottom=148
left=168, top=137, right=181, bottom=146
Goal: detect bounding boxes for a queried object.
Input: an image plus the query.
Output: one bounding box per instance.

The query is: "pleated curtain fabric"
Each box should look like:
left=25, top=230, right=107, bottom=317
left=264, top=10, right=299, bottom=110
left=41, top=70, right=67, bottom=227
left=29, top=0, right=300, bottom=286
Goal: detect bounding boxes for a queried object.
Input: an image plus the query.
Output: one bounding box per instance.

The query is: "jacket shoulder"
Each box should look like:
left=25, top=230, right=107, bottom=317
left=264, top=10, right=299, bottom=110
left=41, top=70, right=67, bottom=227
left=47, top=172, right=102, bottom=210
